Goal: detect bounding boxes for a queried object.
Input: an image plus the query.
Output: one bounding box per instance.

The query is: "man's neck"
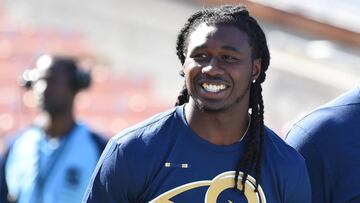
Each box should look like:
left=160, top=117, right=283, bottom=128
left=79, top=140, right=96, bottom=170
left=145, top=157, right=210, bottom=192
left=184, top=102, right=250, bottom=145
left=38, top=112, right=76, bottom=138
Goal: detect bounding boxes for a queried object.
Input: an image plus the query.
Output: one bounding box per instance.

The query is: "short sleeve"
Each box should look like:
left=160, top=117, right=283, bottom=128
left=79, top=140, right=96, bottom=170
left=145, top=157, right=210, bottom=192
left=284, top=156, right=312, bottom=203
left=82, top=139, right=134, bottom=203
left=286, top=124, right=329, bottom=203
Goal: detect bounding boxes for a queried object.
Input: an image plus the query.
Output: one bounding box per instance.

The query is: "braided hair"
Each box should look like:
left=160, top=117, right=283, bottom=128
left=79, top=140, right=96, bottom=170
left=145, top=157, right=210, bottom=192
left=174, top=5, right=270, bottom=192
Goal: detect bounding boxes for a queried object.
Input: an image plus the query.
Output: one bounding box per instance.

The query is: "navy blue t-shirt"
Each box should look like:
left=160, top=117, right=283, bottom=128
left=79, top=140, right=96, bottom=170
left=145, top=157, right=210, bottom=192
left=286, top=86, right=360, bottom=203
left=84, top=105, right=310, bottom=203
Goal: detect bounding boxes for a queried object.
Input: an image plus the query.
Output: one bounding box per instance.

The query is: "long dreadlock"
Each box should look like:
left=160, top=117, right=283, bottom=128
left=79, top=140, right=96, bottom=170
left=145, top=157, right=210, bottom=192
left=174, top=5, right=270, bottom=192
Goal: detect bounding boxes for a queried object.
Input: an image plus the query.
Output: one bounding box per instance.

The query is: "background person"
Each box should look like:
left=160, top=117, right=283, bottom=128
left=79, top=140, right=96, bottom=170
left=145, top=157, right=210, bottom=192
left=0, top=55, right=107, bottom=203
left=286, top=85, right=360, bottom=203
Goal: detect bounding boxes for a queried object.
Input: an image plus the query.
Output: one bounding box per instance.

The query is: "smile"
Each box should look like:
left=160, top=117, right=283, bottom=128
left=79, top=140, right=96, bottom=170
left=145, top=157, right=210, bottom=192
left=202, top=83, right=227, bottom=93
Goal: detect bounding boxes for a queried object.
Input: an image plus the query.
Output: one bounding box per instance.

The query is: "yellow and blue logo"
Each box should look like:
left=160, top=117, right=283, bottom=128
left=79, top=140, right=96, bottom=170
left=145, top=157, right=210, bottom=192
left=150, top=171, right=266, bottom=203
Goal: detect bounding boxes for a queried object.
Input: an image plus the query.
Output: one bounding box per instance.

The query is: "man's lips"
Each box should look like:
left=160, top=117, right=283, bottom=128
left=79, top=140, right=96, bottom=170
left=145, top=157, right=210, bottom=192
left=198, top=78, right=230, bottom=93
left=195, top=78, right=231, bottom=100
left=201, top=83, right=228, bottom=93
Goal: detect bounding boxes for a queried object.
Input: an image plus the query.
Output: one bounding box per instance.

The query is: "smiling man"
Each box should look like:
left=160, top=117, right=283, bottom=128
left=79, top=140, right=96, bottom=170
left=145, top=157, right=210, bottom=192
left=83, top=5, right=311, bottom=203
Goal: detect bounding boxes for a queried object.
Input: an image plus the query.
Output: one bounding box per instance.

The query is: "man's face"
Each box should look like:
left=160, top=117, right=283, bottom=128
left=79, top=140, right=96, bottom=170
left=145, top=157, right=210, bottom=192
left=33, top=64, right=76, bottom=116
left=183, top=23, right=261, bottom=113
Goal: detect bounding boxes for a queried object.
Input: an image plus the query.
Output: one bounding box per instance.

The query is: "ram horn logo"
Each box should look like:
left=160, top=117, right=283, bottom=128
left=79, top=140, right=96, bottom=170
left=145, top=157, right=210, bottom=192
left=150, top=171, right=266, bottom=203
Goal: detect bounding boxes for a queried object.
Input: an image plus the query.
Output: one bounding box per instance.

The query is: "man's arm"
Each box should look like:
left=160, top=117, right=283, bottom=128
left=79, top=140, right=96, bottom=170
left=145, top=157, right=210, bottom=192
left=284, top=156, right=312, bottom=203
left=286, top=125, right=330, bottom=203
left=82, top=139, right=134, bottom=203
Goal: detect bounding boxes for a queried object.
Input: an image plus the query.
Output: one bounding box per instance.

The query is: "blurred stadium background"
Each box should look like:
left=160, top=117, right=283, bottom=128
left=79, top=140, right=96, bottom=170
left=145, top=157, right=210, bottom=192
left=0, top=0, right=359, bottom=154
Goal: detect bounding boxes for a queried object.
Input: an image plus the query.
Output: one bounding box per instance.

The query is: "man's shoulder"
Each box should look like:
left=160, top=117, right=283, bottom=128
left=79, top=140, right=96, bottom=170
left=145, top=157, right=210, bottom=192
left=5, top=126, right=41, bottom=148
left=325, top=85, right=360, bottom=108
left=75, top=122, right=108, bottom=151
left=287, top=87, right=360, bottom=143
left=94, top=107, right=182, bottom=187
left=111, top=107, right=179, bottom=149
left=285, top=87, right=360, bottom=151
left=285, top=107, right=336, bottom=153
left=264, top=127, right=305, bottom=164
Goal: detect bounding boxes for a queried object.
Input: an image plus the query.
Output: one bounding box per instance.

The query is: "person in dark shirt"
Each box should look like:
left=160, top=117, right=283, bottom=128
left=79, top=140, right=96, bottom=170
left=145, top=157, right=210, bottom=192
left=83, top=5, right=311, bottom=203
left=287, top=86, right=360, bottom=203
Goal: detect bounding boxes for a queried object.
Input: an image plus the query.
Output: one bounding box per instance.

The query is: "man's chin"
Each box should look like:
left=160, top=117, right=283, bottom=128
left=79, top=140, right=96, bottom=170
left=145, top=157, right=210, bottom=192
left=195, top=101, right=230, bottom=113
left=41, top=105, right=64, bottom=116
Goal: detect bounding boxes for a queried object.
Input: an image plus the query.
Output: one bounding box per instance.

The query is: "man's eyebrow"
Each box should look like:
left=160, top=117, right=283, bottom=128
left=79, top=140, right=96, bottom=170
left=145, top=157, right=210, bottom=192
left=191, top=45, right=207, bottom=51
left=221, top=45, right=241, bottom=53
left=190, top=45, right=242, bottom=54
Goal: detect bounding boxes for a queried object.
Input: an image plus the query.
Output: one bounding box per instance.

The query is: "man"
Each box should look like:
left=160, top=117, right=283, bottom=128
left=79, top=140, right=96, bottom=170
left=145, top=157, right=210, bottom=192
left=286, top=86, right=360, bottom=203
left=0, top=55, right=107, bottom=203
left=84, top=5, right=311, bottom=203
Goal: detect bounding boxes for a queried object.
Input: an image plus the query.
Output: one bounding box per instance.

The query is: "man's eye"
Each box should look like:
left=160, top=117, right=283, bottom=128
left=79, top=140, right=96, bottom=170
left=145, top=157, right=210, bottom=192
left=193, top=53, right=209, bottom=59
left=222, top=55, right=239, bottom=63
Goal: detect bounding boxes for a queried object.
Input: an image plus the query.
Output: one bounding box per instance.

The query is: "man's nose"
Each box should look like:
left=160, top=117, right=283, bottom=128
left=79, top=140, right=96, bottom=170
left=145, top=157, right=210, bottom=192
left=201, top=57, right=224, bottom=76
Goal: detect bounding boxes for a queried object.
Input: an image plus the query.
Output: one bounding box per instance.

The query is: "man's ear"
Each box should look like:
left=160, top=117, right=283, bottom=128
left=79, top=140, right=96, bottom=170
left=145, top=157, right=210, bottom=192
left=252, top=58, right=261, bottom=82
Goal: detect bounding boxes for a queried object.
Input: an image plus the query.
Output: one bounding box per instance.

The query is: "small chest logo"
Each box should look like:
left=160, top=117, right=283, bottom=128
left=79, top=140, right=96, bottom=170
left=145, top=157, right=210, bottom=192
left=65, top=167, right=81, bottom=187
left=164, top=162, right=190, bottom=169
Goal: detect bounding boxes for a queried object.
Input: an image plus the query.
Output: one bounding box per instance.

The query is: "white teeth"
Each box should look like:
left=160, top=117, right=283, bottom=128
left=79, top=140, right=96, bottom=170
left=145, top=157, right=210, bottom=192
left=202, top=83, right=226, bottom=93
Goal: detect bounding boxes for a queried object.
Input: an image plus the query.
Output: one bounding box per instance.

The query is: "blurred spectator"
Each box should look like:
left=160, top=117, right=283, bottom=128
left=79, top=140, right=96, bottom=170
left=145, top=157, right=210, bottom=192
left=0, top=55, right=107, bottom=203
left=286, top=85, right=360, bottom=203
